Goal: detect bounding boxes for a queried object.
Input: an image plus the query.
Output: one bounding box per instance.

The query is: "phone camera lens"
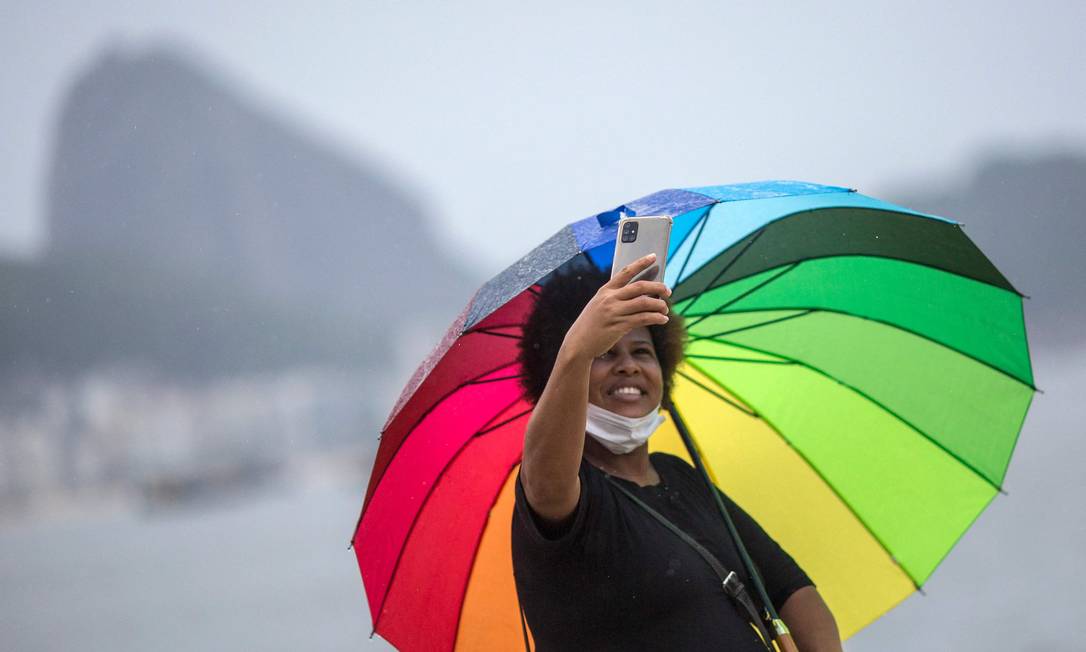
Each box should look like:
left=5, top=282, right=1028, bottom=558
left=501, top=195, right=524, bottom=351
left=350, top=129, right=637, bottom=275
left=622, top=222, right=638, bottom=243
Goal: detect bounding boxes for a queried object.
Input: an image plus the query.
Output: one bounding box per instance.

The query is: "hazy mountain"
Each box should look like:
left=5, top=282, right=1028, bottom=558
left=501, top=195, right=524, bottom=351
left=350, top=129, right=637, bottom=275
left=2, top=45, right=477, bottom=377
left=47, top=45, right=473, bottom=325
left=891, top=152, right=1086, bottom=351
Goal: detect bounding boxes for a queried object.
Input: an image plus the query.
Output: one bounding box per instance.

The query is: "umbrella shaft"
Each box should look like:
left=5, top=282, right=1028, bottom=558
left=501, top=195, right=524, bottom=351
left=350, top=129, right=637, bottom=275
left=666, top=403, right=787, bottom=635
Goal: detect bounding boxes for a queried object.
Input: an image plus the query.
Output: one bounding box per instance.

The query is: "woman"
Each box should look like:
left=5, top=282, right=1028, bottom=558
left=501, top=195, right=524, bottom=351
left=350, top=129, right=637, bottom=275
left=512, top=254, right=842, bottom=651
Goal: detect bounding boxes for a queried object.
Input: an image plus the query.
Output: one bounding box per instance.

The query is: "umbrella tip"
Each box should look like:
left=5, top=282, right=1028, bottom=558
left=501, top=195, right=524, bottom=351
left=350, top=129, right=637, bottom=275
left=596, top=205, right=635, bottom=227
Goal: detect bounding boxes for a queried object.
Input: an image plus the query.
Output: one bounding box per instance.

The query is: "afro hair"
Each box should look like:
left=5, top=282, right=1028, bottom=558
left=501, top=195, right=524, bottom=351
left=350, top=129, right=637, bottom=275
left=517, top=262, right=685, bottom=405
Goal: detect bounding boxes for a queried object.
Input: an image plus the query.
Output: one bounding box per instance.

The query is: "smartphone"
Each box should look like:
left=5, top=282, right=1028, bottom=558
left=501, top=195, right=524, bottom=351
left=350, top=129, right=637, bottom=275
left=610, top=215, right=673, bottom=284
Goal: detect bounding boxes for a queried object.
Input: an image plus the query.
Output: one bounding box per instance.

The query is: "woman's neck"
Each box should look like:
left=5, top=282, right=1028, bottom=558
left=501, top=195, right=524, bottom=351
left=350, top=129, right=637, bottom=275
left=582, top=436, right=660, bottom=487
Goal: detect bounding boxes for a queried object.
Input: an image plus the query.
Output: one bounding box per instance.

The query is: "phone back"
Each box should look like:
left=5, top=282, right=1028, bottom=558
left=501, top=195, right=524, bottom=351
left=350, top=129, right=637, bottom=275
left=610, top=215, right=673, bottom=284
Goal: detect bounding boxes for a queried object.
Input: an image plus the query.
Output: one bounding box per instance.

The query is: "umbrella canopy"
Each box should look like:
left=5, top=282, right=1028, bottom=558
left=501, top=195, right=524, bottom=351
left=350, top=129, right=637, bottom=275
left=352, top=181, right=1034, bottom=651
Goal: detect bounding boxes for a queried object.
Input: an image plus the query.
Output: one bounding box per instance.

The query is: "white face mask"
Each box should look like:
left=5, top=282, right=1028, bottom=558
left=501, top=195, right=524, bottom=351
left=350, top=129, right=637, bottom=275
left=585, top=402, right=666, bottom=455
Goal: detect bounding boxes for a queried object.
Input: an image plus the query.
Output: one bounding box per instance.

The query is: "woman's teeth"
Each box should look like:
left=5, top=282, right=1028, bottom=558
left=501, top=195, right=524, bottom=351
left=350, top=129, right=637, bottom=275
left=613, top=387, right=642, bottom=396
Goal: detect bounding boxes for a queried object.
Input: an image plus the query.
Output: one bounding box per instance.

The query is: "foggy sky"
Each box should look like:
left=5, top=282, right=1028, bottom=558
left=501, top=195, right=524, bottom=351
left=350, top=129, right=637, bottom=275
left=3, top=0, right=1085, bottom=272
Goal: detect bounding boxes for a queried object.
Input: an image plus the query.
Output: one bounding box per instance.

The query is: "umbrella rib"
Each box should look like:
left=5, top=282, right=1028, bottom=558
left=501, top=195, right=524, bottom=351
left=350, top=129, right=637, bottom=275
left=670, top=207, right=712, bottom=297
left=379, top=358, right=516, bottom=448
left=665, top=205, right=710, bottom=265
left=448, top=460, right=528, bottom=652
left=360, top=359, right=520, bottom=525
left=684, top=262, right=799, bottom=327
left=688, top=306, right=1036, bottom=391
left=914, top=485, right=1002, bottom=590
left=675, top=368, right=758, bottom=416
left=673, top=206, right=1023, bottom=297
left=471, top=329, right=523, bottom=341
left=680, top=228, right=768, bottom=321
left=471, top=326, right=525, bottom=341
left=476, top=405, right=534, bottom=436
left=678, top=251, right=1025, bottom=317
left=368, top=394, right=528, bottom=639
left=467, top=320, right=526, bottom=332
left=467, top=373, right=525, bottom=386
left=703, top=334, right=1004, bottom=492
left=683, top=360, right=924, bottom=590
left=685, top=354, right=792, bottom=365
left=687, top=309, right=815, bottom=342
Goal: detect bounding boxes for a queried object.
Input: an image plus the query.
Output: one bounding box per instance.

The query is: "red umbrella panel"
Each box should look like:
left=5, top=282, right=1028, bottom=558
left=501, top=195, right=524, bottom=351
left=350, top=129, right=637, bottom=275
left=355, top=288, right=539, bottom=650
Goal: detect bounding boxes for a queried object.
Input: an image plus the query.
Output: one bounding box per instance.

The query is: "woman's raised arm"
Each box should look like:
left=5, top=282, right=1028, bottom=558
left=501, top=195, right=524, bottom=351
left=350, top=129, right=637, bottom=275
left=519, top=254, right=670, bottom=524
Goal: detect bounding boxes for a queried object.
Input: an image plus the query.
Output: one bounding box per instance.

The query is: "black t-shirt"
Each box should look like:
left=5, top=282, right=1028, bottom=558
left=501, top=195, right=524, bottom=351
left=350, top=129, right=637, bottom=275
left=512, top=452, right=812, bottom=651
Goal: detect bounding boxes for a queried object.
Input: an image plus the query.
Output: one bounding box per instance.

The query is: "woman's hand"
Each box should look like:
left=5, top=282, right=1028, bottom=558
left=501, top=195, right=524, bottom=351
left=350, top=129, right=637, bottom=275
left=562, top=254, right=672, bottom=362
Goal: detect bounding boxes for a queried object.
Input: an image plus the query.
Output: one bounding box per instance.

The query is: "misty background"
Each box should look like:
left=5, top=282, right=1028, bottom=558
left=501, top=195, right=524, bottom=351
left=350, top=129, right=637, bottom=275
left=2, top=2, right=1084, bottom=651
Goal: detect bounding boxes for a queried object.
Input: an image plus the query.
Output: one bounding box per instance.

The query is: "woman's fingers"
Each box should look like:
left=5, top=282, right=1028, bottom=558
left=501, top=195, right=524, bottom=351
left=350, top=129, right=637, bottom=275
left=635, top=311, right=670, bottom=326
left=612, top=294, right=670, bottom=317
left=565, top=256, right=673, bottom=360
left=607, top=253, right=658, bottom=289
left=613, top=279, right=670, bottom=301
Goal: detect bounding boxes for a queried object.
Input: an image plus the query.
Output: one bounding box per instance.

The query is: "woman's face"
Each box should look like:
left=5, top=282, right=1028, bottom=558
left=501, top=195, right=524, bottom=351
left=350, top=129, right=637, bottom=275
left=588, top=326, right=664, bottom=418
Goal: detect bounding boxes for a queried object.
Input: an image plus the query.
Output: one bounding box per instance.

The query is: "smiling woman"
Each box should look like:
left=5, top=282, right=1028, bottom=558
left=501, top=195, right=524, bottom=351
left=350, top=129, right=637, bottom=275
left=513, top=256, right=841, bottom=651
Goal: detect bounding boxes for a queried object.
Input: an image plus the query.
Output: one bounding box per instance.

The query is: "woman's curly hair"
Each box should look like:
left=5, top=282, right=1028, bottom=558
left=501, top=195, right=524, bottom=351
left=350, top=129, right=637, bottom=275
left=518, top=263, right=686, bottom=405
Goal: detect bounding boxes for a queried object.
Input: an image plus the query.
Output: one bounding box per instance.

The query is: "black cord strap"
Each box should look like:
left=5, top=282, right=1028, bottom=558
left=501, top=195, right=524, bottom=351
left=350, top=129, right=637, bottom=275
left=606, top=476, right=774, bottom=651
left=518, top=600, right=532, bottom=651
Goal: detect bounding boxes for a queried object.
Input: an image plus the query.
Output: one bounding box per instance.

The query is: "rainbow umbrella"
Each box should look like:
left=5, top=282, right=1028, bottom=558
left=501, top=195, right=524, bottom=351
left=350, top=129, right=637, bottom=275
left=352, top=181, right=1034, bottom=651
